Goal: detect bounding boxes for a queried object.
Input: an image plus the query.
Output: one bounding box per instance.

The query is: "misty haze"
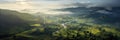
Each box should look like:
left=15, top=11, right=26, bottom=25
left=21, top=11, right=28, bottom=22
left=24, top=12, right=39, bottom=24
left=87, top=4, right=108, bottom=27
left=0, top=0, right=120, bottom=40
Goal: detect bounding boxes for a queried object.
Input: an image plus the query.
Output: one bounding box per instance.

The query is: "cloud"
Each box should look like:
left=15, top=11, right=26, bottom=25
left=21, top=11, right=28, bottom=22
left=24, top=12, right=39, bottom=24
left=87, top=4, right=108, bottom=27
left=77, top=0, right=120, bottom=7
left=0, top=0, right=120, bottom=15
left=0, top=0, right=76, bottom=10
left=0, top=0, right=34, bottom=10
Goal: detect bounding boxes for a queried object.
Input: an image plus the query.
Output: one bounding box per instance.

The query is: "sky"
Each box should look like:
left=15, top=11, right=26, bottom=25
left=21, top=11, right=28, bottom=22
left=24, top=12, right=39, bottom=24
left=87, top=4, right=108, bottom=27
left=0, top=0, right=120, bottom=14
left=0, top=0, right=77, bottom=10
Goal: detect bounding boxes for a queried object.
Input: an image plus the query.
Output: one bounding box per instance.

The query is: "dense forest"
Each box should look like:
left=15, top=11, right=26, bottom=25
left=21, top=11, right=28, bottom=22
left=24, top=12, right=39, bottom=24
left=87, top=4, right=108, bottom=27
left=0, top=7, right=120, bottom=40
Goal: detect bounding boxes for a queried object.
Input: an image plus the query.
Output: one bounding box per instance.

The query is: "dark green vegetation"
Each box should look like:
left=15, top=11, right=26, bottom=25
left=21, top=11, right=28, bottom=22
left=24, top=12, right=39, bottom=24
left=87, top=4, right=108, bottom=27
left=0, top=7, right=120, bottom=40
left=53, top=26, right=120, bottom=40
left=0, top=9, right=35, bottom=39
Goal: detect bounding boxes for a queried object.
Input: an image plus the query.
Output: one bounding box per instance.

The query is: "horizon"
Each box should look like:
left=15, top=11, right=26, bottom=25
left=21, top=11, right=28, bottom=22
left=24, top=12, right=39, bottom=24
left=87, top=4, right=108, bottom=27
left=0, top=0, right=120, bottom=14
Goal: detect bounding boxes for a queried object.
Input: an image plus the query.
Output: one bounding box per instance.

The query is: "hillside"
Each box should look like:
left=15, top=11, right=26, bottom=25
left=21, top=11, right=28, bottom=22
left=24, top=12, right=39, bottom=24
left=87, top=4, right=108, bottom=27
left=0, top=8, right=120, bottom=40
left=0, top=9, right=35, bottom=36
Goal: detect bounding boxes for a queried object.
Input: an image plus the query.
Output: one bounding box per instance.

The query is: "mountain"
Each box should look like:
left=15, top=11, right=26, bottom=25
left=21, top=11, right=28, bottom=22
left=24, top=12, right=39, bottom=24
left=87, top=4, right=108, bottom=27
left=0, top=8, right=120, bottom=40
left=0, top=9, right=35, bottom=36
left=58, top=7, right=120, bottom=28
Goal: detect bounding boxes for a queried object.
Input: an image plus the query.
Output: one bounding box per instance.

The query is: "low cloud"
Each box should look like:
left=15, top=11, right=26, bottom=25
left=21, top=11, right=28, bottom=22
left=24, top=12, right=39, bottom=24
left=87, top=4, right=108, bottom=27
left=0, top=0, right=120, bottom=15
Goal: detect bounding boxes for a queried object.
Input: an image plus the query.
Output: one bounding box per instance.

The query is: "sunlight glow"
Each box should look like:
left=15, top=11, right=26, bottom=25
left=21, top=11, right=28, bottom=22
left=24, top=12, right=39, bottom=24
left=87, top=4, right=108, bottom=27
left=0, top=0, right=75, bottom=15
left=15, top=0, right=33, bottom=9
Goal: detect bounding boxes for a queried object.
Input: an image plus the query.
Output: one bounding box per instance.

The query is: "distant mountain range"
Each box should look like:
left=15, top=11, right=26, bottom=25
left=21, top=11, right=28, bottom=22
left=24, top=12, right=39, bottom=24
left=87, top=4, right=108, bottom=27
left=58, top=7, right=120, bottom=27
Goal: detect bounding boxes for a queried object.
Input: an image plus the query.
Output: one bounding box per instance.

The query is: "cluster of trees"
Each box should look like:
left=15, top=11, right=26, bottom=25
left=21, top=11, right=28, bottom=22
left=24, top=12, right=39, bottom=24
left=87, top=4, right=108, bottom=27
left=53, top=25, right=120, bottom=40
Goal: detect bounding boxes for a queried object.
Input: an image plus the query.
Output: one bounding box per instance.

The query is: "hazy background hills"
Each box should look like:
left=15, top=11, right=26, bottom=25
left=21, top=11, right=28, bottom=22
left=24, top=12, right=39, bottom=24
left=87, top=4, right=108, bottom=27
left=58, top=7, right=120, bottom=27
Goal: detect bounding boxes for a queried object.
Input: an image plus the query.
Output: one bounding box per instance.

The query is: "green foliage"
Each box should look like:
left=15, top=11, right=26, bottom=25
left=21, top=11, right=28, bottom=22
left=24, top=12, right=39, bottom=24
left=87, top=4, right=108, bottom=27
left=30, top=24, right=41, bottom=27
left=0, top=9, right=120, bottom=40
left=53, top=26, right=120, bottom=40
